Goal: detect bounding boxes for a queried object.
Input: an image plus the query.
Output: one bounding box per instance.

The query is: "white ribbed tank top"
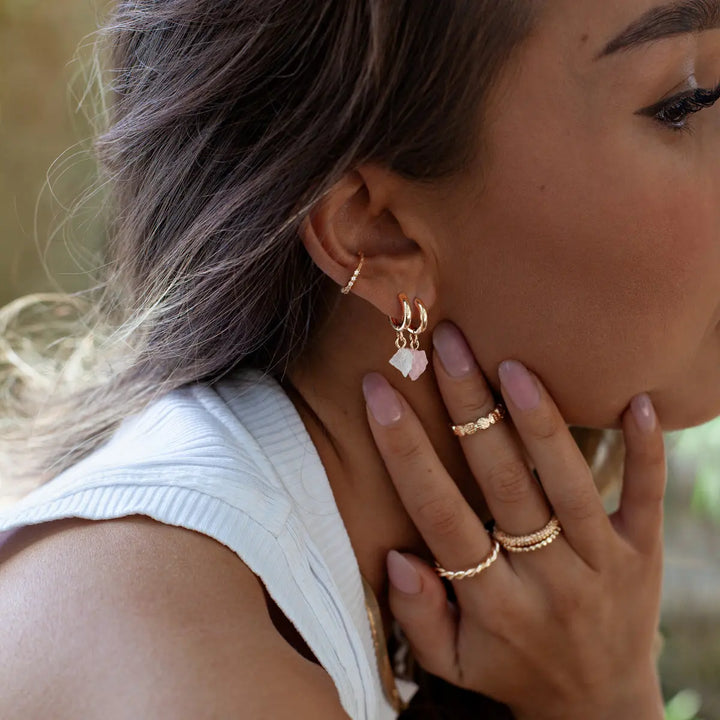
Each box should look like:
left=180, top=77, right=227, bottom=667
left=0, top=367, right=417, bottom=719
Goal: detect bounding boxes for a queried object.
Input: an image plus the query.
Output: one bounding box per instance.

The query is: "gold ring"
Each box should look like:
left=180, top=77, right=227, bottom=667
left=502, top=526, right=561, bottom=553
left=493, top=514, right=562, bottom=552
left=434, top=539, right=501, bottom=580
left=451, top=402, right=506, bottom=437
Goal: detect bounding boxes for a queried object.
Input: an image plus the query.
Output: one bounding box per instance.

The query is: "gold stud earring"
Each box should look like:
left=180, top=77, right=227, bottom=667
left=388, top=293, right=429, bottom=381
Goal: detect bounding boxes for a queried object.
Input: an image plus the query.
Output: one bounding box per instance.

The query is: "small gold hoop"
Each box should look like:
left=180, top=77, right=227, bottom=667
left=341, top=252, right=364, bottom=294
left=407, top=298, right=428, bottom=336
left=389, top=292, right=413, bottom=333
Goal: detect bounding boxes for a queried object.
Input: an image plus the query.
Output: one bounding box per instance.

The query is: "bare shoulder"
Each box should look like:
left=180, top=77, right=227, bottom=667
left=0, top=516, right=349, bottom=720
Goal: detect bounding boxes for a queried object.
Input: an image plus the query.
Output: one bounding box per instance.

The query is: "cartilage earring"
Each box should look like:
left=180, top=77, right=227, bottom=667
left=341, top=252, right=364, bottom=294
left=388, top=293, right=429, bottom=381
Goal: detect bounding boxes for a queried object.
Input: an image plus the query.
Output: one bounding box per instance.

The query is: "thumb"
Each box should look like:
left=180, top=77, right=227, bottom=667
left=386, top=550, right=460, bottom=683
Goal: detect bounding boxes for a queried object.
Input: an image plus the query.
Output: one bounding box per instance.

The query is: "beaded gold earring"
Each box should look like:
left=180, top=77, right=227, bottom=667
left=388, top=293, right=428, bottom=381
left=341, top=252, right=364, bottom=294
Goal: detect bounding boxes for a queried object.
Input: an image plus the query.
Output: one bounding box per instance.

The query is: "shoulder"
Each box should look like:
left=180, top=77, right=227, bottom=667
left=0, top=376, right=288, bottom=517
left=0, top=516, right=349, bottom=719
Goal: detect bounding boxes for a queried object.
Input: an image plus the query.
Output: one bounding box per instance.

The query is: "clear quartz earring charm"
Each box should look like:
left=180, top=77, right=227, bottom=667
left=388, top=293, right=429, bottom=381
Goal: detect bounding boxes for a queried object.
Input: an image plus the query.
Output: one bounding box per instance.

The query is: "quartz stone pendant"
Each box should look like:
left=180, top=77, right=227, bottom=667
left=388, top=294, right=429, bottom=381
left=389, top=347, right=428, bottom=381
left=408, top=348, right=428, bottom=380
left=389, top=347, right=414, bottom=377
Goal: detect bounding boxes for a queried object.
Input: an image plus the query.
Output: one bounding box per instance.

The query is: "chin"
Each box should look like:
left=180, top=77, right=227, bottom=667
left=565, top=390, right=720, bottom=433
left=655, top=396, right=720, bottom=432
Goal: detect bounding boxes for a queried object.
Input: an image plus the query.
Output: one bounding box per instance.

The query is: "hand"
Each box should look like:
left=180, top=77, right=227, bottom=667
left=361, top=321, right=666, bottom=720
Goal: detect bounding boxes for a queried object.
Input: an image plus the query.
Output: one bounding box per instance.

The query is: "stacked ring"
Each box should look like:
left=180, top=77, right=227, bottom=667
left=492, top=514, right=562, bottom=553
left=501, top=527, right=561, bottom=553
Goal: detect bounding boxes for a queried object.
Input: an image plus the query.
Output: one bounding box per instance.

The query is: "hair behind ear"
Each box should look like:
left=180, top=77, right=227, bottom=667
left=1, top=0, right=539, bottom=489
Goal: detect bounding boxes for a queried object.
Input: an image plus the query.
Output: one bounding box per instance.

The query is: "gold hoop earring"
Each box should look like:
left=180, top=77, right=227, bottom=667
left=388, top=294, right=429, bottom=381
left=341, top=252, right=364, bottom=294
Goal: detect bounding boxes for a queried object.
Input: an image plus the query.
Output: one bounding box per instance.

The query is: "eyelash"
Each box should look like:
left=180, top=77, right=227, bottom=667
left=643, top=82, right=720, bottom=133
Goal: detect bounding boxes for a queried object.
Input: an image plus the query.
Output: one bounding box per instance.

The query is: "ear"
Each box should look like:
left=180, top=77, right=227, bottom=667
left=297, top=163, right=439, bottom=319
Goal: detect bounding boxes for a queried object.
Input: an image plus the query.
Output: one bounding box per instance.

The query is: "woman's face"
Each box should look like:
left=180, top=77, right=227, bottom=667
left=437, top=0, right=720, bottom=431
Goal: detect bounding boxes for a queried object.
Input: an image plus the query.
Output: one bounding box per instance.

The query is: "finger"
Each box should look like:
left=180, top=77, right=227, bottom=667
left=497, top=360, right=613, bottom=566
left=432, top=321, right=552, bottom=535
left=386, top=550, right=462, bottom=684
left=612, top=394, right=666, bottom=554
left=362, top=372, right=509, bottom=579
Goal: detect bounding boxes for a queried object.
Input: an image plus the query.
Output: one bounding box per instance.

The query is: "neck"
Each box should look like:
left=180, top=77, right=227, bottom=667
left=284, top=292, right=491, bottom=635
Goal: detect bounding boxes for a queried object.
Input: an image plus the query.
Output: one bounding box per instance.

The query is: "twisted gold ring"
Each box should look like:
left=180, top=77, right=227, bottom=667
left=434, top=539, right=501, bottom=580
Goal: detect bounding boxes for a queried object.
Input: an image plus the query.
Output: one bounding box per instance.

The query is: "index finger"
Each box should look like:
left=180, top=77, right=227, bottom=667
left=361, top=372, right=511, bottom=583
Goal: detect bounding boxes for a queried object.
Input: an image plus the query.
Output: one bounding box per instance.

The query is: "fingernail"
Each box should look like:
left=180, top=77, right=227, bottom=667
left=432, top=321, right=478, bottom=378
left=387, top=550, right=422, bottom=595
left=362, top=373, right=403, bottom=426
left=498, top=360, right=540, bottom=411
left=631, top=394, right=656, bottom=433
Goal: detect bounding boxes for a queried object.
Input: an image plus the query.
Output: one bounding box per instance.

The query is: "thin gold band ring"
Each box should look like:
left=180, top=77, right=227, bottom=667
left=451, top=402, right=506, bottom=437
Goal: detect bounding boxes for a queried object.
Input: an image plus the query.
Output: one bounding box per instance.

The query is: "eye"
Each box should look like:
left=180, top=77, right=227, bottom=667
left=639, top=82, right=720, bottom=132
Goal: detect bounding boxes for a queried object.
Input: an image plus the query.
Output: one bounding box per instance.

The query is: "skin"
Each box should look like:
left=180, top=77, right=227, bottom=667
left=363, top=353, right=666, bottom=717
left=0, top=1, right=714, bottom=716
left=289, top=0, right=720, bottom=637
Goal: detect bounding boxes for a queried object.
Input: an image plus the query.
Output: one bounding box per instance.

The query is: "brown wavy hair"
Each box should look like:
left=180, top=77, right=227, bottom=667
left=0, top=1, right=624, bottom=712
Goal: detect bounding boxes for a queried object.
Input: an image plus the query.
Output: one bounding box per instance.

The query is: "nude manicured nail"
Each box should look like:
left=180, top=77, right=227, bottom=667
left=362, top=373, right=403, bottom=426
left=498, top=360, right=540, bottom=411
left=387, top=550, right=422, bottom=595
left=433, top=321, right=478, bottom=378
left=631, top=394, right=656, bottom=433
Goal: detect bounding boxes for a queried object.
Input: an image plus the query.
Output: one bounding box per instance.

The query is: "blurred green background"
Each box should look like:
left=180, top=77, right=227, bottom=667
left=1, top=1, right=718, bottom=717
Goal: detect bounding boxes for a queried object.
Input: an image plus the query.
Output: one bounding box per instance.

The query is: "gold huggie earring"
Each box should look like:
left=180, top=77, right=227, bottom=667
left=341, top=252, right=364, bottom=294
left=388, top=293, right=429, bottom=381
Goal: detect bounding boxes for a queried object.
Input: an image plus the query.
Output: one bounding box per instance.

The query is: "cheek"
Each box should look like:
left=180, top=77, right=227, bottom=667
left=451, top=137, right=720, bottom=426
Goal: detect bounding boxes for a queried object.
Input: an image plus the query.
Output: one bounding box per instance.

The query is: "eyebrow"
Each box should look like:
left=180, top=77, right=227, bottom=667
left=597, top=0, right=720, bottom=58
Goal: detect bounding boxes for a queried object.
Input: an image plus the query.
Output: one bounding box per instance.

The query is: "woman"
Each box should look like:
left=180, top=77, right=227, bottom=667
left=1, top=0, right=718, bottom=716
